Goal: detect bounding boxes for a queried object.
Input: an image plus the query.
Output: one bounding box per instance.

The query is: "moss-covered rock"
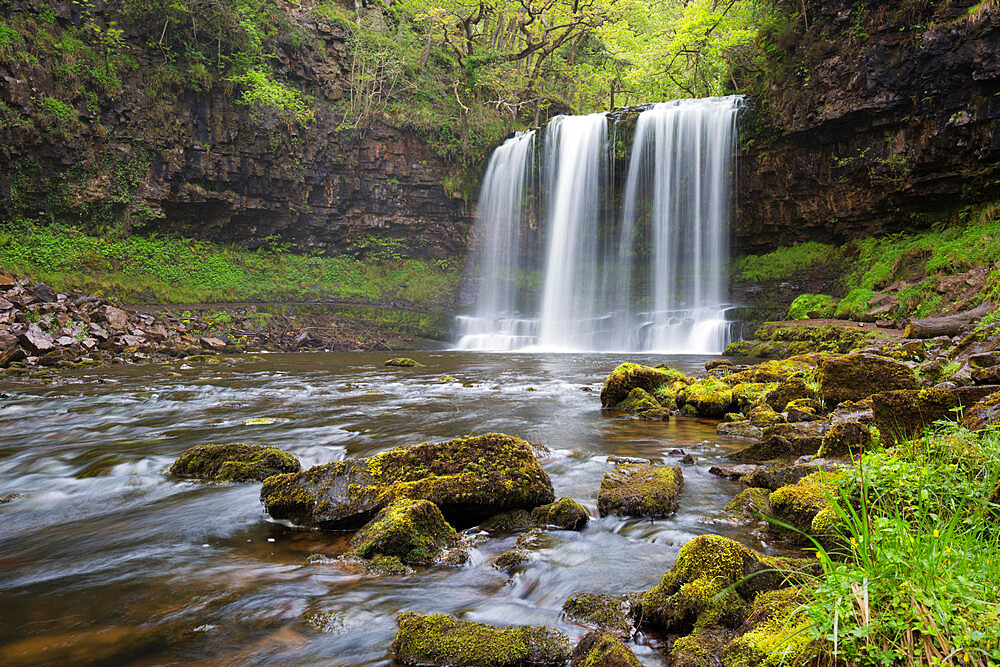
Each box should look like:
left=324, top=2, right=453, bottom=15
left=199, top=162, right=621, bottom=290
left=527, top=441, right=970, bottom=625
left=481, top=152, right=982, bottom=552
left=261, top=433, right=555, bottom=529
left=350, top=498, right=458, bottom=565
left=817, top=421, right=872, bottom=458
left=784, top=397, right=821, bottom=421
left=570, top=631, right=641, bottom=667
left=722, top=588, right=815, bottom=667
left=677, top=377, right=735, bottom=417
left=611, top=387, right=671, bottom=420
left=479, top=509, right=534, bottom=533
left=169, top=443, right=301, bottom=482
left=871, top=388, right=958, bottom=445
left=816, top=353, right=918, bottom=405
left=385, top=358, right=424, bottom=367
left=562, top=594, right=633, bottom=640
left=739, top=463, right=832, bottom=491
left=723, top=487, right=772, bottom=523
left=962, top=390, right=1000, bottom=430
left=723, top=355, right=820, bottom=385
left=716, top=420, right=764, bottom=439
left=748, top=404, right=785, bottom=428
left=730, top=382, right=781, bottom=413
left=761, top=378, right=816, bottom=412
left=493, top=549, right=532, bottom=572
left=391, top=612, right=571, bottom=666
left=597, top=464, right=683, bottom=518
left=530, top=498, right=590, bottom=530
left=728, top=422, right=827, bottom=461
left=634, top=535, right=798, bottom=635
left=767, top=471, right=841, bottom=544
left=600, top=363, right=683, bottom=408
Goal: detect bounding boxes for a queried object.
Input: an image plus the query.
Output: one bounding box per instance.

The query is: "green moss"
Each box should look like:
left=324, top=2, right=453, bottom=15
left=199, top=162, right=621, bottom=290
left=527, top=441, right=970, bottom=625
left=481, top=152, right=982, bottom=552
left=722, top=588, right=815, bottom=667
left=391, top=612, right=571, bottom=666
left=762, top=378, right=817, bottom=412
left=871, top=388, right=958, bottom=446
left=724, top=354, right=819, bottom=385
left=350, top=498, right=458, bottom=565
left=834, top=288, right=878, bottom=320
left=787, top=294, right=837, bottom=320
left=478, top=509, right=533, bottom=533
left=736, top=242, right=843, bottom=282
left=767, top=471, right=842, bottom=543
left=818, top=421, right=872, bottom=458
left=611, top=387, right=670, bottom=419
left=723, top=487, right=772, bottom=523
left=597, top=464, right=683, bottom=518
left=493, top=548, right=532, bottom=572
left=571, top=630, right=641, bottom=667
left=530, top=498, right=589, bottom=531
left=169, top=443, right=301, bottom=482
left=730, top=382, right=781, bottom=412
left=678, top=377, right=735, bottom=417
left=561, top=594, right=631, bottom=639
left=600, top=363, right=678, bottom=408
left=816, top=353, right=918, bottom=405
left=748, top=404, right=785, bottom=428
left=962, top=390, right=1000, bottom=430
left=385, top=357, right=423, bottom=367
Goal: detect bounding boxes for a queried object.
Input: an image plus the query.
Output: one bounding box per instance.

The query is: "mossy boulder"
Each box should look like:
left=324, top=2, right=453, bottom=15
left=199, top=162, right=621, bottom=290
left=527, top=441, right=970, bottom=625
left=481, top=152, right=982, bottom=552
left=562, top=594, right=632, bottom=639
left=748, top=404, right=785, bottom=428
left=723, top=487, right=772, bottom=523
left=600, top=363, right=683, bottom=408
left=597, top=464, right=683, bottom=518
left=634, top=535, right=801, bottom=635
left=716, top=420, right=764, bottom=439
left=817, top=421, right=872, bottom=458
left=677, top=377, right=735, bottom=417
left=816, top=353, right=918, bottom=405
left=530, top=498, right=590, bottom=530
left=785, top=397, right=821, bottom=421
left=385, top=358, right=423, bottom=367
left=479, top=509, right=534, bottom=533
left=570, top=631, right=640, bottom=667
left=350, top=498, right=458, bottom=565
left=761, top=378, right=816, bottom=412
left=871, top=388, right=958, bottom=445
left=962, top=390, right=1000, bottom=430
left=730, top=382, right=781, bottom=413
left=723, top=355, right=820, bottom=385
left=392, top=613, right=571, bottom=666
left=611, top=387, right=671, bottom=420
left=169, top=443, right=301, bottom=482
left=767, top=471, right=841, bottom=544
left=493, top=549, right=532, bottom=572
left=722, top=588, right=814, bottom=667
left=728, top=422, right=827, bottom=461
left=261, top=433, right=555, bottom=529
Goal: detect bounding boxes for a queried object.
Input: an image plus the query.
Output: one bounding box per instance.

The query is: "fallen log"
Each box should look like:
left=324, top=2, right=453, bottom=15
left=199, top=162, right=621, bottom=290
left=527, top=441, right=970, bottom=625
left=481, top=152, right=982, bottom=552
left=904, top=300, right=993, bottom=339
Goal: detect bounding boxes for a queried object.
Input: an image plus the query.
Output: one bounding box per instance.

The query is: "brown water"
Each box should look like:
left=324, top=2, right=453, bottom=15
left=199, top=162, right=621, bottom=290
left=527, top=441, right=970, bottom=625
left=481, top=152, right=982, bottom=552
left=0, top=351, right=772, bottom=665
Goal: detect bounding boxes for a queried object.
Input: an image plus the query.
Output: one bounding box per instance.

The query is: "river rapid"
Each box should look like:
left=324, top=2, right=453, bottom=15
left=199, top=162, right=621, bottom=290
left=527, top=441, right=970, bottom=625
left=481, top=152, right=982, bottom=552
left=0, top=351, right=781, bottom=665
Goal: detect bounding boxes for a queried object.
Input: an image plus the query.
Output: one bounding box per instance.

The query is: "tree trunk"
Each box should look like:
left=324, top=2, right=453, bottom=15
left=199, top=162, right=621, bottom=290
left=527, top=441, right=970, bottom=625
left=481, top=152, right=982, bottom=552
left=904, top=301, right=993, bottom=339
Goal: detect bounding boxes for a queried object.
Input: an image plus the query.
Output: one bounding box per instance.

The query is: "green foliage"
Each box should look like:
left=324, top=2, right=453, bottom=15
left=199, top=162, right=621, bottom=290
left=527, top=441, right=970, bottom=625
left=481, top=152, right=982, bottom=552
left=0, top=222, right=461, bottom=306
left=737, top=241, right=842, bottom=282
left=227, top=68, right=315, bottom=125
left=39, top=97, right=78, bottom=129
left=833, top=288, right=877, bottom=320
left=803, top=425, right=1000, bottom=663
left=787, top=294, right=836, bottom=320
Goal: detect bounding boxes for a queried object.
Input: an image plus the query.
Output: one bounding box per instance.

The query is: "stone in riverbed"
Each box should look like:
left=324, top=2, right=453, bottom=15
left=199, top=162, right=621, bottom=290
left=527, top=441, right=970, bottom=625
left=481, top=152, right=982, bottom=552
left=817, top=421, right=872, bottom=458
left=493, top=549, right=532, bottom=572
left=600, top=362, right=684, bottom=408
left=530, top=497, right=589, bottom=530
left=570, top=630, right=641, bottom=667
left=562, top=593, right=633, bottom=640
left=350, top=498, right=458, bottom=565
left=962, top=390, right=1000, bottom=430
left=385, top=357, right=423, bottom=367
left=597, top=464, right=682, bottom=518
left=728, top=421, right=827, bottom=461
left=391, top=612, right=571, bottom=666
left=261, top=433, right=555, bottom=529
left=169, top=443, right=301, bottom=482
left=18, top=323, right=55, bottom=353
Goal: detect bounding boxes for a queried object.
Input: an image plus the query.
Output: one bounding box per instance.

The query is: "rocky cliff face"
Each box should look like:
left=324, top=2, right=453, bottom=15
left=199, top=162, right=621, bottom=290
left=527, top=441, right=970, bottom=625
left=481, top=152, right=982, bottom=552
left=0, top=0, right=472, bottom=259
left=738, top=0, right=1000, bottom=254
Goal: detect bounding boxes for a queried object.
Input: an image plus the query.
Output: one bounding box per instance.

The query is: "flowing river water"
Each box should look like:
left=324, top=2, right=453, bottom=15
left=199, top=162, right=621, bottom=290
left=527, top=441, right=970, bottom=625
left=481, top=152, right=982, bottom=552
left=0, top=351, right=785, bottom=665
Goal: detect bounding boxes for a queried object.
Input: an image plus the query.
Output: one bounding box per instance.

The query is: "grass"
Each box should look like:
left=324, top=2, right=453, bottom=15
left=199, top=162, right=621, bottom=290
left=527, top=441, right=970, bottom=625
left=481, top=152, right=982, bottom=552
left=0, top=223, right=461, bottom=306
left=796, top=425, right=1000, bottom=665
left=736, top=241, right=843, bottom=282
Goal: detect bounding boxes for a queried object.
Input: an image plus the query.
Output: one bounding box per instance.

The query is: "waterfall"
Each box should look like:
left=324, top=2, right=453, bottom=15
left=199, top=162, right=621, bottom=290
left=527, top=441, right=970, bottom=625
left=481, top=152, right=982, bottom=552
left=455, top=96, right=742, bottom=354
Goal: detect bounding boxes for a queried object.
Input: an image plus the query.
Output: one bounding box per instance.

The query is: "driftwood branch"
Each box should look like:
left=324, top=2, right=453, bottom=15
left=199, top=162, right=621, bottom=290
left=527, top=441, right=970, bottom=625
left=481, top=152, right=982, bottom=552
left=904, top=300, right=993, bottom=339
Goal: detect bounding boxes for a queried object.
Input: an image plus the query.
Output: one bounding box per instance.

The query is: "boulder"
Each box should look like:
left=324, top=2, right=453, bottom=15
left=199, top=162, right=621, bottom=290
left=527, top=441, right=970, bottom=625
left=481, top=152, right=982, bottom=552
left=767, top=471, right=841, bottom=544
left=716, top=420, right=763, bottom=439
left=102, top=305, right=129, bottom=332
left=677, top=377, right=734, bottom=417
left=597, top=464, right=682, bottom=518
left=385, top=357, right=423, bottom=367
left=871, top=389, right=957, bottom=446
left=723, top=487, right=771, bottom=523
left=570, top=631, right=640, bottom=667
left=478, top=509, right=534, bottom=533
left=816, top=353, right=918, bottom=405
left=600, top=362, right=684, bottom=408
left=391, top=613, right=571, bottom=667
left=169, top=443, right=301, bottom=482
left=18, top=323, right=55, bottom=353
left=530, top=498, right=590, bottom=530
left=748, top=404, right=785, bottom=428
left=562, top=594, right=633, bottom=640
left=261, top=433, right=555, bottom=529
left=761, top=378, right=815, bottom=411
left=728, top=422, right=827, bottom=461
left=493, top=549, right=532, bottom=572
left=350, top=499, right=458, bottom=565
left=818, top=421, right=872, bottom=458
left=962, top=390, right=1000, bottom=430
left=740, top=463, right=837, bottom=491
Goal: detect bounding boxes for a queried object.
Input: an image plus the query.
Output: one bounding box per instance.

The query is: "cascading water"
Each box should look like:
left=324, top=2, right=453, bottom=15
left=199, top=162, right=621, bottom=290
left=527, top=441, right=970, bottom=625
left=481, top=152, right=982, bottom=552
left=455, top=95, right=742, bottom=353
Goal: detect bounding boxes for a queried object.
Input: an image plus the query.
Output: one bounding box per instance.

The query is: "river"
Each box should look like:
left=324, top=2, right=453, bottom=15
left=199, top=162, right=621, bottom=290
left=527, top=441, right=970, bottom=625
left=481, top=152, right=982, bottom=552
left=0, top=351, right=775, bottom=665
